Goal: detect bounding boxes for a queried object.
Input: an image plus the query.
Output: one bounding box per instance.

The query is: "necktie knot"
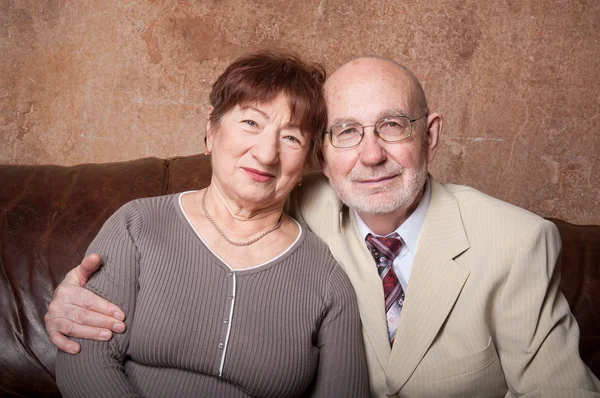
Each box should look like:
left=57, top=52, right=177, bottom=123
left=365, top=233, right=403, bottom=268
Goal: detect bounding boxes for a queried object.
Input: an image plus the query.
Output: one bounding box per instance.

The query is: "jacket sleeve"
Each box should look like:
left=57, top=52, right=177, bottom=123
left=55, top=202, right=142, bottom=398
left=494, top=219, right=600, bottom=397
left=309, top=264, right=370, bottom=397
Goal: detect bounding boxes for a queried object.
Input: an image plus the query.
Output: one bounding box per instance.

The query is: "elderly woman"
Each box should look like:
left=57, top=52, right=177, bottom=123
left=55, top=50, right=368, bottom=397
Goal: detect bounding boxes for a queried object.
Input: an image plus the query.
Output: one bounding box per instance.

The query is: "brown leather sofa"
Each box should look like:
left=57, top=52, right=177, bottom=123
left=1, top=154, right=599, bottom=397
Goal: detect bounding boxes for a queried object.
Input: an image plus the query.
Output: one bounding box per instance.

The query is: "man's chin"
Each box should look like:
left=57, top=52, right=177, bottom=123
left=351, top=198, right=406, bottom=215
left=331, top=177, right=427, bottom=216
left=335, top=190, right=405, bottom=215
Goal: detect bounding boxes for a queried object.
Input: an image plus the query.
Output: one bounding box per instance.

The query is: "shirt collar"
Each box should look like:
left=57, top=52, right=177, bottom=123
left=355, top=177, right=431, bottom=256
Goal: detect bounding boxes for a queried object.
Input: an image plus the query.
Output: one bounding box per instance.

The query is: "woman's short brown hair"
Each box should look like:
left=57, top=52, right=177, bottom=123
left=208, top=50, right=327, bottom=163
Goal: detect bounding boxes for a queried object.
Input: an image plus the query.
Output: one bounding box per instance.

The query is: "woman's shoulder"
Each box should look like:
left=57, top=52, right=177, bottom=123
left=294, top=229, right=358, bottom=307
left=127, top=192, right=184, bottom=208
left=104, top=193, right=186, bottom=232
left=292, top=227, right=345, bottom=275
left=114, top=192, right=185, bottom=217
left=296, top=227, right=331, bottom=255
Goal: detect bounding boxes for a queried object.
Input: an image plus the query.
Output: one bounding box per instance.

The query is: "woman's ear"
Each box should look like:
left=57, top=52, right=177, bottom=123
left=205, top=106, right=214, bottom=153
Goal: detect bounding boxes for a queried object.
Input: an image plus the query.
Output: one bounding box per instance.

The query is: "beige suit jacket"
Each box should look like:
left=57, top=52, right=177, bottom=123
left=288, top=173, right=600, bottom=397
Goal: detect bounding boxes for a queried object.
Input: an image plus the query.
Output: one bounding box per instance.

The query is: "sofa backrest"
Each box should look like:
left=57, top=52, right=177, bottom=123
left=547, top=217, right=600, bottom=375
left=0, top=155, right=211, bottom=397
left=0, top=154, right=598, bottom=397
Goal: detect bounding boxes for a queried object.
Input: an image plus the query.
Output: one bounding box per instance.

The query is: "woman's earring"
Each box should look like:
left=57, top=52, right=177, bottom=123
left=297, top=178, right=302, bottom=186
left=204, top=150, right=211, bottom=156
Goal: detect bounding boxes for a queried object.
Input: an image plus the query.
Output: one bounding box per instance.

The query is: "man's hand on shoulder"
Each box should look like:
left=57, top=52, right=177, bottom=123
left=45, top=253, right=126, bottom=354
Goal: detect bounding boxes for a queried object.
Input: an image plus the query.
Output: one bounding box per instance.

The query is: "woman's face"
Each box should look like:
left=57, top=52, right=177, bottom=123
left=206, top=93, right=311, bottom=211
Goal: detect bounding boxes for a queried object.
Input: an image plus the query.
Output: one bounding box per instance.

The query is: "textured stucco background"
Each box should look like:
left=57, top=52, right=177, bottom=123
left=2, top=0, right=599, bottom=224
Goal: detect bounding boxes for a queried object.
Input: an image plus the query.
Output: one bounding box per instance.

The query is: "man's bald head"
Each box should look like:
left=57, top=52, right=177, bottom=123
left=324, top=56, right=429, bottom=121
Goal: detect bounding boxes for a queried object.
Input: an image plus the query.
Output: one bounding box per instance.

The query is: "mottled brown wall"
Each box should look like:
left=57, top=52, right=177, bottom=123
left=2, top=0, right=599, bottom=224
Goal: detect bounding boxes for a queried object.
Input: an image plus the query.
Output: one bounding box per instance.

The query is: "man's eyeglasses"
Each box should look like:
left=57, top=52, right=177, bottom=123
left=324, top=115, right=426, bottom=148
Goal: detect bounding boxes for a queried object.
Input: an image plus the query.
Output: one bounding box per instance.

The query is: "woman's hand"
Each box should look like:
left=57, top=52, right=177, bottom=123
left=45, top=253, right=127, bottom=354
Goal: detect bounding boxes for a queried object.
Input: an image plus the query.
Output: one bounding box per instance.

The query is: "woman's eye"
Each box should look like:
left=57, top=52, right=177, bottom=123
left=283, top=135, right=301, bottom=144
left=242, top=120, right=258, bottom=128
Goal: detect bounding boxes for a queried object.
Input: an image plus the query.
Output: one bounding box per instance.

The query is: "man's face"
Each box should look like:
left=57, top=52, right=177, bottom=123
left=321, top=58, right=440, bottom=219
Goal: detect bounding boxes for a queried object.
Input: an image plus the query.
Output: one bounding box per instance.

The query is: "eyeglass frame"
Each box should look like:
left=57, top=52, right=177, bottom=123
left=323, top=114, right=428, bottom=148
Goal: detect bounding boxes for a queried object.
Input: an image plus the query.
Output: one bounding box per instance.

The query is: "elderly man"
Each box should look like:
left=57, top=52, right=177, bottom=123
left=46, top=57, right=600, bottom=397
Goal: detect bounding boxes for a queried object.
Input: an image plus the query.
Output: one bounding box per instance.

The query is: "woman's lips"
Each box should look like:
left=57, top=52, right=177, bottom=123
left=243, top=167, right=275, bottom=182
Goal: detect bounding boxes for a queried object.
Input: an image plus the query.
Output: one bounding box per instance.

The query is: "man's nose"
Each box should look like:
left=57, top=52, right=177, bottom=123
left=359, top=127, right=387, bottom=166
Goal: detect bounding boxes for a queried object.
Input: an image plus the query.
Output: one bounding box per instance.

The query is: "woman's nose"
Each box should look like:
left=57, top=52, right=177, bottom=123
left=253, top=132, right=280, bottom=164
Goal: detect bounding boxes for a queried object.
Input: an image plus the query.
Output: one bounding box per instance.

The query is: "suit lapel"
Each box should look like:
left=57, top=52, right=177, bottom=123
left=386, top=178, right=471, bottom=392
left=326, top=207, right=392, bottom=372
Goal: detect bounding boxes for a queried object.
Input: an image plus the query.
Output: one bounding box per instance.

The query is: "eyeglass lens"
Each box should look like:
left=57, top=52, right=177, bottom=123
left=329, top=116, right=412, bottom=148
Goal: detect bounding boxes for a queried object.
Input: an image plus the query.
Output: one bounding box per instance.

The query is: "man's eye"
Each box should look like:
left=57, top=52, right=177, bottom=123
left=337, top=127, right=359, bottom=136
left=380, top=118, right=408, bottom=131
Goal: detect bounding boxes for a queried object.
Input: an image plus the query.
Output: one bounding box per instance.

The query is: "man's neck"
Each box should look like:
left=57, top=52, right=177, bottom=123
left=356, top=186, right=425, bottom=236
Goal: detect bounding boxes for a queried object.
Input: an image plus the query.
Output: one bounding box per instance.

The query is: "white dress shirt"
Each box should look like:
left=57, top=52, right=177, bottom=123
left=355, top=178, right=431, bottom=292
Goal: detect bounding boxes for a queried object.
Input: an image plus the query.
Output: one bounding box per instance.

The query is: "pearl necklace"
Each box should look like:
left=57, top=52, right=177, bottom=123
left=201, top=188, right=282, bottom=247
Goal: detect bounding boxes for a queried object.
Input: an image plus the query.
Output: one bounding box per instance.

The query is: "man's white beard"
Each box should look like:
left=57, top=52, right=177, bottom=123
left=329, top=163, right=428, bottom=216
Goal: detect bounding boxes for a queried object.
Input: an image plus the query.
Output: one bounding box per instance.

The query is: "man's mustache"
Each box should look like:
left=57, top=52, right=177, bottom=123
left=348, top=163, right=406, bottom=182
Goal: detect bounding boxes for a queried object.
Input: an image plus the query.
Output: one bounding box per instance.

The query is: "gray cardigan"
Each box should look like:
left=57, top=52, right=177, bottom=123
left=56, top=193, right=369, bottom=397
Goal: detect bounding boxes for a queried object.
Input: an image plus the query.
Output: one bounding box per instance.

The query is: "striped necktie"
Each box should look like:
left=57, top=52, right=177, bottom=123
left=365, top=233, right=404, bottom=345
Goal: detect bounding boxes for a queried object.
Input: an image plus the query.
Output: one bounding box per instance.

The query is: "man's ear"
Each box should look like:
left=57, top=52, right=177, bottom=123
left=424, top=112, right=442, bottom=163
left=205, top=106, right=214, bottom=152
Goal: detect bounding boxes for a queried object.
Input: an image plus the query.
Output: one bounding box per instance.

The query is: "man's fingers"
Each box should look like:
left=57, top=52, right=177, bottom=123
left=49, top=331, right=81, bottom=354
left=81, top=288, right=126, bottom=321
left=53, top=279, right=125, bottom=320
left=76, top=253, right=103, bottom=285
left=45, top=255, right=127, bottom=351
left=48, top=316, right=115, bottom=339
left=46, top=286, right=126, bottom=342
left=70, top=304, right=126, bottom=332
